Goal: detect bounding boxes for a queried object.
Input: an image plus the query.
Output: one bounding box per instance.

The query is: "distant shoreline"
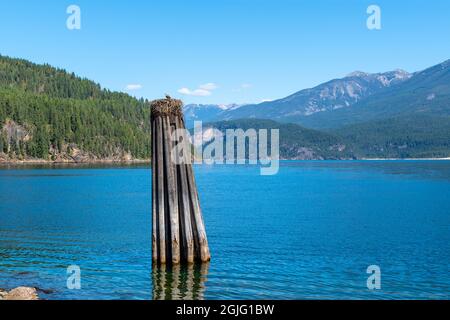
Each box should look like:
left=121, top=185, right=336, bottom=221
left=1, top=158, right=450, bottom=166
left=279, top=158, right=450, bottom=161
left=360, top=158, right=450, bottom=161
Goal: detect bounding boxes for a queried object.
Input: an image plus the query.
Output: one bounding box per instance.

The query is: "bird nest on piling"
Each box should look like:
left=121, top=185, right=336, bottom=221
left=150, top=96, right=183, bottom=118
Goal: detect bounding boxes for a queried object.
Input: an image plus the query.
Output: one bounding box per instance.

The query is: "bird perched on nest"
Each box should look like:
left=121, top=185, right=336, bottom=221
left=151, top=95, right=183, bottom=116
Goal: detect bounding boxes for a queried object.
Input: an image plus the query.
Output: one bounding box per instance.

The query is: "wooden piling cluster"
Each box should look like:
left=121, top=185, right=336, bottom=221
left=151, top=96, right=210, bottom=265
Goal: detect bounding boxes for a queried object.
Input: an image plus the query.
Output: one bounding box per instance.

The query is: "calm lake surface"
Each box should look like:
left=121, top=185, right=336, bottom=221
left=0, top=161, right=449, bottom=300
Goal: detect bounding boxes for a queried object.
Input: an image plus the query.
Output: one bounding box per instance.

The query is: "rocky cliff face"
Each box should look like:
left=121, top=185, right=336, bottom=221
left=1, top=120, right=31, bottom=151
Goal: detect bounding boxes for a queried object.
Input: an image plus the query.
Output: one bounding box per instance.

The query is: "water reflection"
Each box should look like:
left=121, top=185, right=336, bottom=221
left=152, top=263, right=209, bottom=300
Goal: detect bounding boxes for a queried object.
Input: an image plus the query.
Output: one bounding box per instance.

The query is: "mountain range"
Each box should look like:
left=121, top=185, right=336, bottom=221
left=1, top=54, right=450, bottom=162
left=189, top=59, right=450, bottom=159
left=183, top=103, right=243, bottom=128
left=212, top=69, right=412, bottom=125
left=184, top=60, right=450, bottom=130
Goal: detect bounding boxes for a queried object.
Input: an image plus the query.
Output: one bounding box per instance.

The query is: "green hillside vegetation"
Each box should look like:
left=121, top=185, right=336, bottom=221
left=206, top=117, right=450, bottom=159
left=0, top=55, right=151, bottom=161
left=202, top=119, right=353, bottom=160
left=333, top=115, right=450, bottom=158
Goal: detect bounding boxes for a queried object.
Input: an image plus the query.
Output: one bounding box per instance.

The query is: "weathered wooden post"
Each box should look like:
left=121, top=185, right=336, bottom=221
left=151, top=96, right=210, bottom=265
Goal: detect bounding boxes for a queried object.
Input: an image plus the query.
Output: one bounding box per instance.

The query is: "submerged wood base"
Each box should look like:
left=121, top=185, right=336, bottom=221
left=151, top=97, right=210, bottom=265
left=152, top=263, right=209, bottom=299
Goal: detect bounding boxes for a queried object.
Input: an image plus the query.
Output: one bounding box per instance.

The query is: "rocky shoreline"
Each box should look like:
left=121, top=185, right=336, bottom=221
left=0, top=157, right=150, bottom=165
left=0, top=287, right=39, bottom=300
left=0, top=144, right=150, bottom=164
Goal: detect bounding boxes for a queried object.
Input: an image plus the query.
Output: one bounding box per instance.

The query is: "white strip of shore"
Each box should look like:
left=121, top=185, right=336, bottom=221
left=360, top=158, right=450, bottom=161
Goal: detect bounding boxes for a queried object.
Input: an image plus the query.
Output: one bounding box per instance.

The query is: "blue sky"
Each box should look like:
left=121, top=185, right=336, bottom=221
left=0, top=0, right=449, bottom=104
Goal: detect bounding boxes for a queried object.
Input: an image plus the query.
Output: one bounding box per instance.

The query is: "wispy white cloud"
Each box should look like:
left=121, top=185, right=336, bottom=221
left=178, top=87, right=211, bottom=96
left=178, top=83, right=218, bottom=96
left=232, top=83, right=252, bottom=92
left=125, top=84, right=143, bottom=91
left=199, top=82, right=218, bottom=91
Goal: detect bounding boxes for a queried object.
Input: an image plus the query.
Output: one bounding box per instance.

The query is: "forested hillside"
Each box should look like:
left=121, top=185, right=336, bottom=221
left=333, top=115, right=450, bottom=158
left=204, top=117, right=450, bottom=159
left=0, top=55, right=151, bottom=162
left=202, top=119, right=354, bottom=160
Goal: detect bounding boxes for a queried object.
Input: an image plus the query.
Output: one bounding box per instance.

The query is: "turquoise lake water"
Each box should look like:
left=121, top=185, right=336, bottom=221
left=0, top=161, right=449, bottom=299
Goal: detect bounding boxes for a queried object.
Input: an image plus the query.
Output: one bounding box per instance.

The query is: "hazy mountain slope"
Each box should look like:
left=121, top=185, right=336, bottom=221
left=216, top=70, right=411, bottom=122
left=183, top=103, right=241, bottom=128
left=298, top=60, right=450, bottom=129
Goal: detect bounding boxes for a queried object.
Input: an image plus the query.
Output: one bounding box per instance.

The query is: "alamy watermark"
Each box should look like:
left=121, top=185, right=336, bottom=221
left=170, top=121, right=279, bottom=176
left=367, top=5, right=381, bottom=30
left=66, top=5, right=81, bottom=30
left=366, top=265, right=381, bottom=290
left=67, top=265, right=81, bottom=289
